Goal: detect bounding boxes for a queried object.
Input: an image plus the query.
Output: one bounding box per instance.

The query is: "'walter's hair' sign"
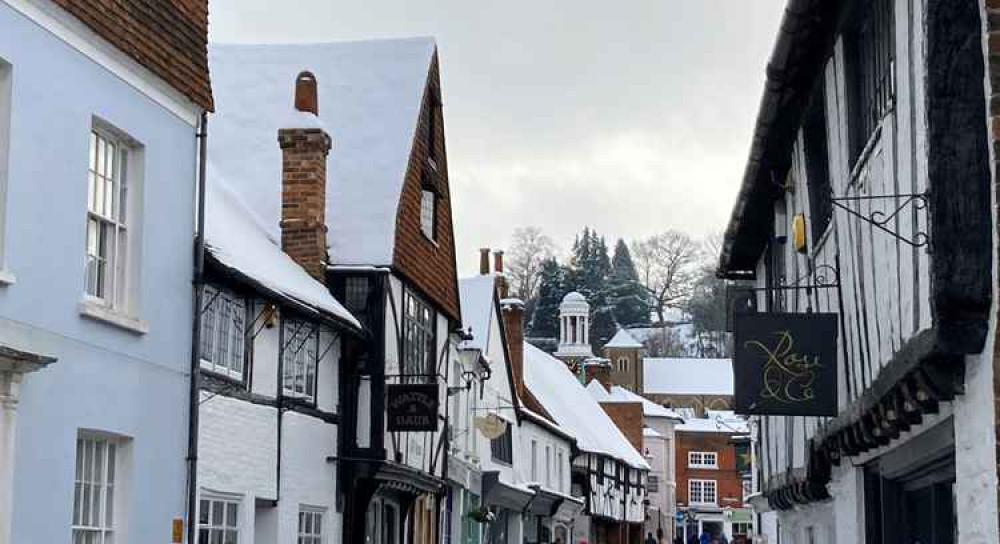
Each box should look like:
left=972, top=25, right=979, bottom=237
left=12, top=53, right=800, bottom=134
left=734, top=313, right=838, bottom=416
left=386, top=384, right=439, bottom=432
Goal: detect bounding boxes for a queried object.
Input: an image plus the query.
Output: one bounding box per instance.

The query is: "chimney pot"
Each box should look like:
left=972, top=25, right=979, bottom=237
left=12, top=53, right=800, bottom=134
left=479, top=248, right=491, bottom=276
left=294, top=71, right=319, bottom=115
left=494, top=250, right=505, bottom=274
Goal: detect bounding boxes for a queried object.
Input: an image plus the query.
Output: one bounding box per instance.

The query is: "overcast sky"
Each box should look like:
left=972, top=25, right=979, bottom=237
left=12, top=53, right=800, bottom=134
left=209, top=0, right=787, bottom=275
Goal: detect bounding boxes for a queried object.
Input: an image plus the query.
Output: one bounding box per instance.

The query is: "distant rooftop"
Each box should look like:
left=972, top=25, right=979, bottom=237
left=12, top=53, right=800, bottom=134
left=604, top=328, right=643, bottom=349
left=643, top=358, right=734, bottom=396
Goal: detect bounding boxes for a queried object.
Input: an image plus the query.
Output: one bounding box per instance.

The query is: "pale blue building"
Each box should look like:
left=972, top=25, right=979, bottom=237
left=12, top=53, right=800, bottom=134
left=0, top=1, right=212, bottom=542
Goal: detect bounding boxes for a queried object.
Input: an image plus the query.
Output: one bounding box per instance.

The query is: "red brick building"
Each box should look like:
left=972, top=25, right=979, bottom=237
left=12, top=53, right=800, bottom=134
left=675, top=417, right=752, bottom=543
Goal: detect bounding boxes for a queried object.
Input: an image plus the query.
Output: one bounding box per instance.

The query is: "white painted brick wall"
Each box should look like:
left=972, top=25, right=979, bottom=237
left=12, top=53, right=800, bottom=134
left=199, top=393, right=278, bottom=499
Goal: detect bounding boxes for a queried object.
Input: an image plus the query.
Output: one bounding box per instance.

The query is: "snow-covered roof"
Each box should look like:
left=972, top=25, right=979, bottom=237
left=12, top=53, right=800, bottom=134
left=458, top=275, right=498, bottom=352
left=205, top=171, right=360, bottom=330
left=643, top=427, right=663, bottom=438
left=585, top=382, right=684, bottom=421
left=643, top=358, right=734, bottom=396
left=676, top=414, right=748, bottom=434
left=524, top=343, right=648, bottom=469
left=605, top=328, right=643, bottom=349
left=208, top=38, right=436, bottom=266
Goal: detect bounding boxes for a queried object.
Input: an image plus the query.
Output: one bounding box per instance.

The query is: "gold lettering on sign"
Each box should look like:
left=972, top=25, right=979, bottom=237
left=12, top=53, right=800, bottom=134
left=744, top=331, right=822, bottom=405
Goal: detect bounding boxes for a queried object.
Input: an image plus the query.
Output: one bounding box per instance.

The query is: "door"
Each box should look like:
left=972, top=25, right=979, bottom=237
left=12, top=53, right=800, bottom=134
left=865, top=455, right=955, bottom=544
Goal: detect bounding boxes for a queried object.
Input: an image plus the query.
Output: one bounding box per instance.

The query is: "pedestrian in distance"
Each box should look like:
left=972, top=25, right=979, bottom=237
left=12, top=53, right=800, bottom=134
left=646, top=531, right=657, bottom=544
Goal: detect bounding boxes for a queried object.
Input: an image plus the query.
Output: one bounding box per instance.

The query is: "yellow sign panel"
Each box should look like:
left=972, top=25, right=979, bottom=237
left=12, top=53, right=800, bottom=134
left=172, top=519, right=184, bottom=543
left=792, top=213, right=807, bottom=253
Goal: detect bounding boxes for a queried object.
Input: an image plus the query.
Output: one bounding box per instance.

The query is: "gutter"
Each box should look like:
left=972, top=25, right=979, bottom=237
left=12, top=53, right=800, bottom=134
left=186, top=112, right=208, bottom=544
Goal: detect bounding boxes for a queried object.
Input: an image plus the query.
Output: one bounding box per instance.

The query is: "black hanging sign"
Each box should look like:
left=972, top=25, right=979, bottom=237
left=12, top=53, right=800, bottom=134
left=387, top=383, right=440, bottom=432
left=733, top=312, right=838, bottom=416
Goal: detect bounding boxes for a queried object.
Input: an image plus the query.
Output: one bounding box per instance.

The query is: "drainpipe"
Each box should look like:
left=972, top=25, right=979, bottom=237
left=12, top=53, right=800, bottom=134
left=186, top=112, right=208, bottom=544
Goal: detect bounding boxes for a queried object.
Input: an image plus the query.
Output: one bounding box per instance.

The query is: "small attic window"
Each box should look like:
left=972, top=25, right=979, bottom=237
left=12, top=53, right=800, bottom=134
left=420, top=189, right=436, bottom=241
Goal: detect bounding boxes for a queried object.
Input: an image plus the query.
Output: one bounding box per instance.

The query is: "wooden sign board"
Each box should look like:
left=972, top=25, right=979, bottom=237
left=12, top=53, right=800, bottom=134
left=734, top=312, right=838, bottom=416
left=386, top=383, right=439, bottom=432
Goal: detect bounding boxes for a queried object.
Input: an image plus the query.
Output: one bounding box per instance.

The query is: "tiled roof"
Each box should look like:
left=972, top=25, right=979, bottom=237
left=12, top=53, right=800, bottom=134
left=54, top=0, right=213, bottom=110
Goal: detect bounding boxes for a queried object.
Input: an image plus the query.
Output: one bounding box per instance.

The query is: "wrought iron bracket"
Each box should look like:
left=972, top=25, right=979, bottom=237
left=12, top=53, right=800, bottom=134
left=732, top=264, right=841, bottom=295
left=831, top=192, right=930, bottom=249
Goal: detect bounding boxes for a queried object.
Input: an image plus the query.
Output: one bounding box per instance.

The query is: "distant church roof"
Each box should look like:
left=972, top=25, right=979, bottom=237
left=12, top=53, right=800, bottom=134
left=604, top=328, right=643, bottom=349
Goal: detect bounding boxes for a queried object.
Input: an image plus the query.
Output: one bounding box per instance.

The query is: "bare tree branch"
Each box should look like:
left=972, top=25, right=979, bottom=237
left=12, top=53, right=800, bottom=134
left=506, top=226, right=556, bottom=300
left=631, top=230, right=699, bottom=324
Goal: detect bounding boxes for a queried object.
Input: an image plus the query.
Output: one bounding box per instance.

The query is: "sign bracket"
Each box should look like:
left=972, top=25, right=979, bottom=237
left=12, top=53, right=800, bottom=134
left=831, top=191, right=930, bottom=249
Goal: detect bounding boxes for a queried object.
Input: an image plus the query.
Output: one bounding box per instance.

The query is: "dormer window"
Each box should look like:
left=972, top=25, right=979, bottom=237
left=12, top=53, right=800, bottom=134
left=420, top=171, right=439, bottom=242
left=420, top=189, right=436, bottom=241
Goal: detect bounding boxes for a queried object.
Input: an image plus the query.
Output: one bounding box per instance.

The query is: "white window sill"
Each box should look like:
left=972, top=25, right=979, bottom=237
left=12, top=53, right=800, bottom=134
left=80, top=299, right=149, bottom=335
left=0, top=269, right=15, bottom=286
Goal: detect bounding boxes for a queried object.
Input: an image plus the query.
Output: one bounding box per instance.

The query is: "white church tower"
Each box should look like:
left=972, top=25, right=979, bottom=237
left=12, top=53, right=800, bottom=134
left=554, top=291, right=595, bottom=359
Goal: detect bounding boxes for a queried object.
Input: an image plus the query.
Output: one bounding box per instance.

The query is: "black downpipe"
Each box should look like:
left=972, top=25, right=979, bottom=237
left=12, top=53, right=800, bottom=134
left=186, top=112, right=208, bottom=544
left=276, top=318, right=284, bottom=504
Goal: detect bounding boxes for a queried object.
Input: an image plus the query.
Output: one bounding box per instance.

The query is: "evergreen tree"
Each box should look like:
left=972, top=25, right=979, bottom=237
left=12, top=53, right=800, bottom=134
left=566, top=228, right=617, bottom=350
left=608, top=239, right=652, bottom=326
left=526, top=258, right=568, bottom=340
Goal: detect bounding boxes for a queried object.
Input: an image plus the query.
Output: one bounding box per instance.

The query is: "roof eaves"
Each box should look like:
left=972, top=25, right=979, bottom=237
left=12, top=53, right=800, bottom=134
left=718, top=0, right=849, bottom=278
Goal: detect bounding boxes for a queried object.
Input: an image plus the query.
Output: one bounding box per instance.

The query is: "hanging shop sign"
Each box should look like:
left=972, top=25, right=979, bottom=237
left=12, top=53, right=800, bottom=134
left=734, top=312, right=838, bottom=416
left=387, top=383, right=439, bottom=432
left=473, top=413, right=508, bottom=439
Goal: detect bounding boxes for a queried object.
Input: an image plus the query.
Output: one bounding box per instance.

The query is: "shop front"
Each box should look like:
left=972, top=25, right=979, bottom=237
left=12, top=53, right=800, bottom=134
left=482, top=471, right=532, bottom=543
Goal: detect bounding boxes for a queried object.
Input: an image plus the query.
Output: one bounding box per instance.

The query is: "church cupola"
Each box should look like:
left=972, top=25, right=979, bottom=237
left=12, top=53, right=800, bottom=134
left=554, top=291, right=595, bottom=359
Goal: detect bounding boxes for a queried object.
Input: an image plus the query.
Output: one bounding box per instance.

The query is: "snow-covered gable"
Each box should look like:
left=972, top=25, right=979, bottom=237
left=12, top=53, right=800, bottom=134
left=205, top=171, right=360, bottom=329
left=587, top=383, right=684, bottom=421
left=524, top=343, right=648, bottom=469
left=458, top=275, right=498, bottom=353
left=208, top=38, right=436, bottom=266
left=643, top=358, right=734, bottom=396
left=605, top=328, right=643, bottom=349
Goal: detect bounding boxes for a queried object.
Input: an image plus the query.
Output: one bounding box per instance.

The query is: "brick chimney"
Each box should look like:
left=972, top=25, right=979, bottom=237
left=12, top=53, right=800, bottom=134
left=494, top=250, right=509, bottom=298
left=479, top=248, right=491, bottom=275
left=279, top=71, right=331, bottom=280
left=585, top=360, right=612, bottom=391
left=501, top=298, right=525, bottom=402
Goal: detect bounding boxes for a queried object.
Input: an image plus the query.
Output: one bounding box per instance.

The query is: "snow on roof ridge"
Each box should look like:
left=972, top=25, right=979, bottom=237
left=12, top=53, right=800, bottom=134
left=210, top=35, right=436, bottom=49
left=523, top=343, right=648, bottom=469
left=605, top=328, right=643, bottom=348
left=643, top=357, right=734, bottom=396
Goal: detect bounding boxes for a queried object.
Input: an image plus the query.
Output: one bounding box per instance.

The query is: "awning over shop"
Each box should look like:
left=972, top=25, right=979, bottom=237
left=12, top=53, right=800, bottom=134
left=482, top=471, right=534, bottom=511
left=374, top=461, right=446, bottom=498
left=525, top=485, right=563, bottom=516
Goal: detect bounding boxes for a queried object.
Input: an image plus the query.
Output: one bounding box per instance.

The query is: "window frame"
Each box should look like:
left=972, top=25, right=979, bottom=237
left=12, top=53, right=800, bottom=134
left=530, top=439, right=538, bottom=481
left=845, top=0, right=895, bottom=167
left=0, top=59, right=11, bottom=277
left=200, top=285, right=248, bottom=381
left=688, top=479, right=717, bottom=505
left=282, top=317, right=320, bottom=403
left=803, top=86, right=833, bottom=245
left=72, top=433, right=123, bottom=544
left=198, top=493, right=240, bottom=544
left=688, top=451, right=718, bottom=469
left=490, top=422, right=513, bottom=465
left=402, top=288, right=437, bottom=381
left=298, top=506, right=325, bottom=544
left=419, top=188, right=437, bottom=241
left=84, top=123, right=141, bottom=313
